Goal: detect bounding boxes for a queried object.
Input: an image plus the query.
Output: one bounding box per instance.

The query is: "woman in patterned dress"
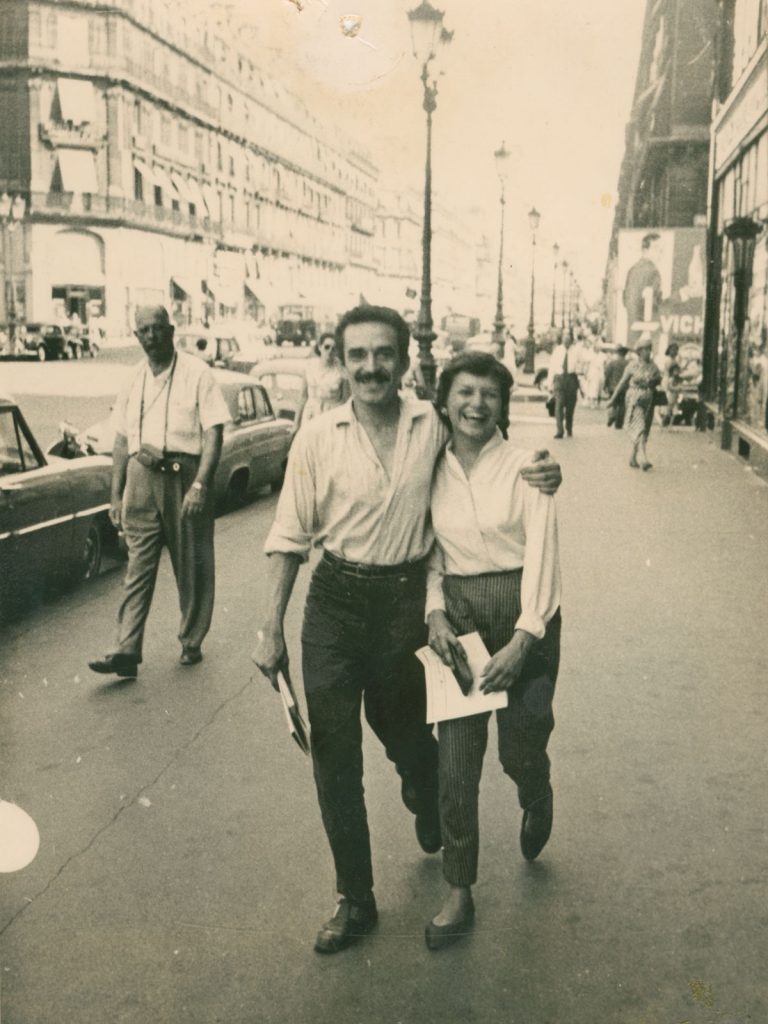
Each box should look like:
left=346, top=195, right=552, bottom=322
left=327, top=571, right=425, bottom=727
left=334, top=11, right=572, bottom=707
left=607, top=337, right=662, bottom=470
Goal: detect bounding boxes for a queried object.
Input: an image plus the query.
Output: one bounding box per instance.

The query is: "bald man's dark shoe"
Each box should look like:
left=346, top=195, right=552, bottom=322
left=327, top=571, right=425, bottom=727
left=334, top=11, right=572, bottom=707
left=520, top=785, right=553, bottom=861
left=88, top=653, right=138, bottom=678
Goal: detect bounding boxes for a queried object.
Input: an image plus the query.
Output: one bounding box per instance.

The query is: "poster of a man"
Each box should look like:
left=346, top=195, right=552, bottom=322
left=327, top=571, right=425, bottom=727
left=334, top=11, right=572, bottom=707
left=622, top=231, right=664, bottom=347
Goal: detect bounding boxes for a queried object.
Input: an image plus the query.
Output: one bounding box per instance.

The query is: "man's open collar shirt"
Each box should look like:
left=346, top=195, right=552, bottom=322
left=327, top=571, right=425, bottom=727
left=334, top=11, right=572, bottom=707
left=264, top=397, right=447, bottom=565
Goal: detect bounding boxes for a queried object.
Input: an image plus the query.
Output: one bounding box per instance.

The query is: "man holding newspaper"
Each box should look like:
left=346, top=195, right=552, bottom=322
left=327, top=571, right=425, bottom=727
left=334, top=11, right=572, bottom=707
left=252, top=306, right=562, bottom=955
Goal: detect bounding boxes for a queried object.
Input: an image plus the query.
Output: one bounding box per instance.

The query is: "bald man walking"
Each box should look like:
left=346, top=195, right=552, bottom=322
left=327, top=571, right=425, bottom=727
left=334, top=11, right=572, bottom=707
left=89, top=306, right=229, bottom=678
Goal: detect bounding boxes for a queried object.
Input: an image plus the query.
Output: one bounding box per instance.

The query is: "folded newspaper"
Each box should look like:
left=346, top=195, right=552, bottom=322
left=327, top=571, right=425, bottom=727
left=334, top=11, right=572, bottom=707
left=276, top=670, right=310, bottom=755
left=416, top=632, right=508, bottom=724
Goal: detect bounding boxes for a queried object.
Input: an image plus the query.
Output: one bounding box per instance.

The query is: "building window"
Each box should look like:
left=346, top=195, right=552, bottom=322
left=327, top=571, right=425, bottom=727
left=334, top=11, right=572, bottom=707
left=133, top=100, right=142, bottom=135
left=46, top=12, right=58, bottom=48
left=194, top=130, right=203, bottom=160
left=178, top=123, right=189, bottom=152
left=161, top=114, right=171, bottom=147
left=229, top=154, right=235, bottom=177
left=217, top=142, right=223, bottom=172
left=134, top=167, right=143, bottom=202
left=154, top=184, right=162, bottom=207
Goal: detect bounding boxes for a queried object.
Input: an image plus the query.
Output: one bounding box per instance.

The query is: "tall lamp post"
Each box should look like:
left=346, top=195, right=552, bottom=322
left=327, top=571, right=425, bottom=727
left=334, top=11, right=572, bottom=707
left=0, top=192, right=26, bottom=344
left=723, top=215, right=761, bottom=423
left=524, top=206, right=540, bottom=373
left=550, top=242, right=559, bottom=328
left=560, top=258, right=568, bottom=330
left=491, top=141, right=511, bottom=359
left=407, top=1, right=452, bottom=398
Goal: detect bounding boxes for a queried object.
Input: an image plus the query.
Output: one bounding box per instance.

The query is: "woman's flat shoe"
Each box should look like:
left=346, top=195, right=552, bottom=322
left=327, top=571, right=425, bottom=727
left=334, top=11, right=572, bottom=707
left=425, top=901, right=475, bottom=951
left=641, top=462, right=653, bottom=471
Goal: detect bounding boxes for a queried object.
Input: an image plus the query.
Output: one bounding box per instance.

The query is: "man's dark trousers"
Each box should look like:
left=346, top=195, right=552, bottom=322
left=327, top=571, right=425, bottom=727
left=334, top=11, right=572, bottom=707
left=553, top=373, right=579, bottom=436
left=301, top=553, right=438, bottom=903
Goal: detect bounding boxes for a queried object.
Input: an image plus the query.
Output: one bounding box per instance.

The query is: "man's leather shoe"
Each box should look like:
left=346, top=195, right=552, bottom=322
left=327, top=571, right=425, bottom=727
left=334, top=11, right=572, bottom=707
left=553, top=432, right=564, bottom=439
left=520, top=785, right=553, bottom=861
left=88, top=653, right=138, bottom=678
left=415, top=804, right=442, bottom=854
left=314, top=896, right=378, bottom=954
left=425, top=899, right=475, bottom=951
left=179, top=647, right=203, bottom=666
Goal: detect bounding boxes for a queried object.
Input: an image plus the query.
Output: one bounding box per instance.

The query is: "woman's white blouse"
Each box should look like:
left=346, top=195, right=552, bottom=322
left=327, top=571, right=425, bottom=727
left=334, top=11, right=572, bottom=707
left=426, top=431, right=562, bottom=639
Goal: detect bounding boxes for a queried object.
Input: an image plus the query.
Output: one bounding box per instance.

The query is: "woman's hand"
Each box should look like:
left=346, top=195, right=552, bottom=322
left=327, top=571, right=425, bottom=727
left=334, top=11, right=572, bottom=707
left=520, top=450, right=562, bottom=495
left=480, top=630, right=535, bottom=693
left=427, top=610, right=472, bottom=689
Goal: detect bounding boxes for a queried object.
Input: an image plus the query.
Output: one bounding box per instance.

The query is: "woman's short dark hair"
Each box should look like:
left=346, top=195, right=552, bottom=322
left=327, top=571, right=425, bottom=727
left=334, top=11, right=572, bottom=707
left=315, top=331, right=337, bottom=357
left=436, top=351, right=514, bottom=438
left=335, top=305, right=410, bottom=366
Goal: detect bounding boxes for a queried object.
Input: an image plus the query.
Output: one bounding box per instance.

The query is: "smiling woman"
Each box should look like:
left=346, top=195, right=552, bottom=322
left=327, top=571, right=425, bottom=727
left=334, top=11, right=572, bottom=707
left=424, top=348, right=563, bottom=950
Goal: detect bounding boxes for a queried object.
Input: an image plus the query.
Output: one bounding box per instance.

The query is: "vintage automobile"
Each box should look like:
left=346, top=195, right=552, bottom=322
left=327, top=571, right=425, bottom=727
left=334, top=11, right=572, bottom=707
left=17, top=323, right=69, bottom=361
left=70, top=369, right=294, bottom=511
left=0, top=393, right=115, bottom=619
left=175, top=327, right=272, bottom=375
left=249, top=355, right=314, bottom=426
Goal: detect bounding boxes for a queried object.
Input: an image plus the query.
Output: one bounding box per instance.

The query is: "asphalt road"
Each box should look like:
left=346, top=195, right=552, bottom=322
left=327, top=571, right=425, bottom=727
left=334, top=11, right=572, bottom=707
left=1, top=368, right=767, bottom=1024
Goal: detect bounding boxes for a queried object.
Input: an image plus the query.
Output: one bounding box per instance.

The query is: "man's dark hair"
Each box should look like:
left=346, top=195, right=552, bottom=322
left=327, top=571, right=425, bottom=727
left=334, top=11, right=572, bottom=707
left=335, top=305, right=410, bottom=365
left=641, top=232, right=661, bottom=250
left=436, top=350, right=514, bottom=438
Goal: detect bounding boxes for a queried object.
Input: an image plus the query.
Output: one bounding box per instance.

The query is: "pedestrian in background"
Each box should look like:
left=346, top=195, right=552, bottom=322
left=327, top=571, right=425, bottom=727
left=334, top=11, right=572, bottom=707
left=89, top=305, right=229, bottom=678
left=660, top=342, right=681, bottom=426
left=425, top=351, right=562, bottom=951
left=252, top=305, right=562, bottom=956
left=300, top=331, right=349, bottom=424
left=604, top=345, right=629, bottom=428
left=607, top=337, right=662, bottom=470
left=547, top=329, right=580, bottom=438
left=583, top=339, right=606, bottom=408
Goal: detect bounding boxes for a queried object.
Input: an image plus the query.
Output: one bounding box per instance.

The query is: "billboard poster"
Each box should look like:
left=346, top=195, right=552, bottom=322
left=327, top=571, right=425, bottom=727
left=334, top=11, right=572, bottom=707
left=614, top=227, right=706, bottom=355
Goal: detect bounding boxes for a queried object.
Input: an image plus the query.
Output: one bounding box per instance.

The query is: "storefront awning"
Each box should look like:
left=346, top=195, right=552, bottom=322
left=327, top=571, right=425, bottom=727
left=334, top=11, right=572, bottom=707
left=243, top=280, right=260, bottom=300
left=202, top=184, right=219, bottom=221
left=57, top=148, right=98, bottom=193
left=57, top=78, right=96, bottom=124
left=171, top=173, right=194, bottom=204
left=186, top=178, right=209, bottom=216
left=133, top=159, right=156, bottom=186
left=171, top=277, right=196, bottom=298
left=152, top=166, right=179, bottom=201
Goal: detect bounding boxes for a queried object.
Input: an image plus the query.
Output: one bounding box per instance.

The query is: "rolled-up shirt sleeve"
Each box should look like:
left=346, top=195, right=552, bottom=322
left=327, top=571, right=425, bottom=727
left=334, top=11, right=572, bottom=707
left=109, top=380, right=130, bottom=439
left=264, top=429, right=317, bottom=560
left=197, top=368, right=230, bottom=430
left=516, top=485, right=561, bottom=639
left=425, top=541, right=446, bottom=619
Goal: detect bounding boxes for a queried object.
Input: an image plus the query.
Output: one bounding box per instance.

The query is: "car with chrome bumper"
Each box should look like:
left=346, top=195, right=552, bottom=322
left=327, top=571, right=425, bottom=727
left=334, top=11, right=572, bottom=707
left=0, top=393, right=115, bottom=620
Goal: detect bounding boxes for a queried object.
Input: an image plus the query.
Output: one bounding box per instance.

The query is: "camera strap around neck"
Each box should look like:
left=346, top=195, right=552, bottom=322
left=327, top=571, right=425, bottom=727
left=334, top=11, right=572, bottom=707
left=139, top=353, right=177, bottom=452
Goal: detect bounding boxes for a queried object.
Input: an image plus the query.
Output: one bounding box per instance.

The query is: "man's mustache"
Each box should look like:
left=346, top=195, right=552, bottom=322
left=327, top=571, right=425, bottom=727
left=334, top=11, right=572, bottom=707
left=354, top=369, right=392, bottom=385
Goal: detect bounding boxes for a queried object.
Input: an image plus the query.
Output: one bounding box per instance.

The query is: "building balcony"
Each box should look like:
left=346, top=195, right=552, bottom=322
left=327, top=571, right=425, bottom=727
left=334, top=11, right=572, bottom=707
left=27, top=191, right=347, bottom=265
left=38, top=122, right=103, bottom=149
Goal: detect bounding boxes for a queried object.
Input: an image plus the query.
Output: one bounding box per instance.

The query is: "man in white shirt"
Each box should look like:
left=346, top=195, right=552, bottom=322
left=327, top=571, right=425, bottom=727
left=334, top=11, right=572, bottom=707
left=252, top=305, right=562, bottom=955
left=547, top=328, right=581, bottom=438
left=89, top=306, right=229, bottom=678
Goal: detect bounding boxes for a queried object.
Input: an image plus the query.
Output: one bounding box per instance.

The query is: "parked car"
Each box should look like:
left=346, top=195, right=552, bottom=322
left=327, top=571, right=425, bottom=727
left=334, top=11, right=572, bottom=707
left=249, top=356, right=313, bottom=425
left=67, top=369, right=294, bottom=511
left=19, top=323, right=69, bottom=361
left=0, top=393, right=116, bottom=620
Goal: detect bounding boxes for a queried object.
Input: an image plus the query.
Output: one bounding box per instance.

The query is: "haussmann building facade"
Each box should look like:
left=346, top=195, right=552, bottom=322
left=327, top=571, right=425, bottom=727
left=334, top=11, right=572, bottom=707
left=0, top=0, right=379, bottom=337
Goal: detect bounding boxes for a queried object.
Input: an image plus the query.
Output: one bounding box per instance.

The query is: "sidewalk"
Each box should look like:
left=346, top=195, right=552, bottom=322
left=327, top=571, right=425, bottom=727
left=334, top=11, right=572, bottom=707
left=1, top=403, right=766, bottom=1024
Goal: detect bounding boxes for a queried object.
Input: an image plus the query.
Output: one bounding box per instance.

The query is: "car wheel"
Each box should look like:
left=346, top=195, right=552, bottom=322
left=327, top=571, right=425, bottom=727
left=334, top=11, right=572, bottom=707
left=226, top=471, right=249, bottom=510
left=37, top=345, right=47, bottom=361
left=75, top=523, right=103, bottom=582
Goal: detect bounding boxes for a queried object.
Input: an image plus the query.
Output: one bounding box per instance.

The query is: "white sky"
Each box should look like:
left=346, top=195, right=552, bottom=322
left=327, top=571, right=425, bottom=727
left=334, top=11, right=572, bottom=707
left=226, top=0, right=647, bottom=306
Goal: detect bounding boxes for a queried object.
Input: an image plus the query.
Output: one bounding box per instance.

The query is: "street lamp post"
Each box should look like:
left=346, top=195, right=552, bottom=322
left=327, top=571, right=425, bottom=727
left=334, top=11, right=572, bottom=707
left=491, top=141, right=511, bottom=359
left=407, top=1, right=452, bottom=398
left=0, top=192, right=26, bottom=344
left=560, top=258, right=568, bottom=331
left=550, top=242, right=559, bottom=328
left=524, top=206, right=540, bottom=373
